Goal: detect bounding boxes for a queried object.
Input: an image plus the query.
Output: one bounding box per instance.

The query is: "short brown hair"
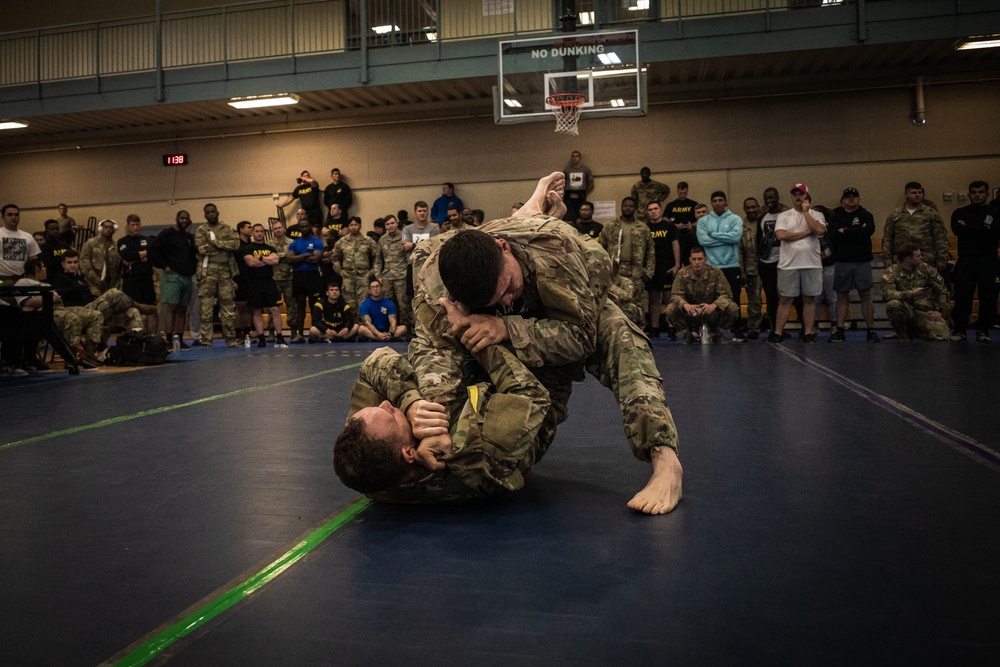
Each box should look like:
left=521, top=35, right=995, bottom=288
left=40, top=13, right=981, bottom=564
left=334, top=418, right=409, bottom=493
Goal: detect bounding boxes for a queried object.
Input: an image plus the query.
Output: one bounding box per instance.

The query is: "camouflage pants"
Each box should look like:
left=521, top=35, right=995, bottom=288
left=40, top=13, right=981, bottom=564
left=342, top=271, right=372, bottom=311
left=885, top=299, right=950, bottom=341
left=274, top=279, right=295, bottom=333
left=383, top=276, right=410, bottom=327
left=609, top=267, right=647, bottom=328
left=88, top=288, right=142, bottom=331
left=664, top=300, right=739, bottom=332
left=535, top=300, right=679, bottom=464
left=198, top=264, right=236, bottom=342
left=742, top=273, right=763, bottom=333
left=57, top=306, right=103, bottom=346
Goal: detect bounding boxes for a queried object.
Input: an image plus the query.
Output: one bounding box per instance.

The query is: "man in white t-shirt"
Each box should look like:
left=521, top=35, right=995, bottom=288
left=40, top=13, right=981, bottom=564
left=1, top=204, right=41, bottom=287
left=769, top=184, right=827, bottom=343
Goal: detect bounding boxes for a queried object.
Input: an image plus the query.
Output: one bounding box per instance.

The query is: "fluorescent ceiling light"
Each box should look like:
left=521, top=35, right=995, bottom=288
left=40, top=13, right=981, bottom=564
left=956, top=34, right=1000, bottom=50
left=597, top=52, right=622, bottom=65
left=583, top=68, right=638, bottom=78
left=579, top=11, right=594, bottom=25
left=628, top=1, right=650, bottom=10
left=372, top=24, right=399, bottom=34
left=504, top=99, right=522, bottom=108
left=228, top=94, right=299, bottom=109
left=0, top=121, right=28, bottom=130
left=425, top=31, right=437, bottom=41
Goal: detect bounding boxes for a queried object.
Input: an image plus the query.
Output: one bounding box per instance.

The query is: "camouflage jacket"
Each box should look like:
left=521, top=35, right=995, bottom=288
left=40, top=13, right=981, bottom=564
left=597, top=218, right=655, bottom=282
left=670, top=264, right=735, bottom=309
left=271, top=235, right=293, bottom=282
left=377, top=232, right=408, bottom=281
left=881, top=262, right=948, bottom=311
left=347, top=346, right=551, bottom=503
left=79, top=236, right=121, bottom=295
left=409, top=215, right=611, bottom=417
left=332, top=233, right=377, bottom=276
left=881, top=204, right=950, bottom=268
left=631, top=179, right=671, bottom=222
left=740, top=221, right=759, bottom=277
left=194, top=223, right=241, bottom=275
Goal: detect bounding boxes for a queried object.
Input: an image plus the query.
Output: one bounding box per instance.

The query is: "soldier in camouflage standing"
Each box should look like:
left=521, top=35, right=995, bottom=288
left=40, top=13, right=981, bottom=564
left=598, top=196, right=655, bottom=328
left=332, top=216, right=377, bottom=310
left=739, top=197, right=764, bottom=339
left=194, top=203, right=241, bottom=347
left=408, top=172, right=682, bottom=516
left=881, top=244, right=950, bottom=341
left=630, top=167, right=671, bottom=224
left=377, top=215, right=410, bottom=327
left=268, top=220, right=294, bottom=345
left=881, top=182, right=951, bottom=273
left=79, top=219, right=121, bottom=297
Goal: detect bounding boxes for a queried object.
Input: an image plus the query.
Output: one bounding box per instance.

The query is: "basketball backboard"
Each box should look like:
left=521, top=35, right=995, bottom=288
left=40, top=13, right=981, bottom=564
left=496, top=29, right=644, bottom=125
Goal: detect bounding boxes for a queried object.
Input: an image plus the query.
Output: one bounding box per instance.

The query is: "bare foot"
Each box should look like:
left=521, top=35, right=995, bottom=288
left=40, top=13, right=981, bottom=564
left=545, top=190, right=567, bottom=219
left=516, top=172, right=566, bottom=217
left=627, top=446, right=683, bottom=515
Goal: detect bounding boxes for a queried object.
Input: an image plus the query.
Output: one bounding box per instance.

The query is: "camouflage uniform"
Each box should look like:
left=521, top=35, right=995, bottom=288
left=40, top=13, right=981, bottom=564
left=88, top=288, right=143, bottom=331
left=271, top=235, right=296, bottom=333
left=79, top=237, right=121, bottom=297
left=666, top=264, right=739, bottom=332
left=194, top=222, right=241, bottom=342
left=346, top=345, right=551, bottom=503
left=739, top=220, right=763, bottom=334
left=881, top=204, right=951, bottom=270
left=598, top=217, right=655, bottom=327
left=332, top=233, right=377, bottom=310
left=410, top=215, right=679, bottom=462
left=631, top=179, right=671, bottom=223
left=377, top=231, right=410, bottom=327
left=61, top=306, right=104, bottom=346
left=881, top=262, right=950, bottom=341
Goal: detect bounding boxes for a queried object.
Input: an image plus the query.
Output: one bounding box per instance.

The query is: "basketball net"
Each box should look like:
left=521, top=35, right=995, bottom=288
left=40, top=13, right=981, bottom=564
left=547, top=94, right=585, bottom=136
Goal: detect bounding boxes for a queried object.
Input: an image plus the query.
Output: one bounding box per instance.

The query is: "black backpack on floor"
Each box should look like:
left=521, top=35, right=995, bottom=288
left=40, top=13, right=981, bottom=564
left=105, top=331, right=170, bottom=366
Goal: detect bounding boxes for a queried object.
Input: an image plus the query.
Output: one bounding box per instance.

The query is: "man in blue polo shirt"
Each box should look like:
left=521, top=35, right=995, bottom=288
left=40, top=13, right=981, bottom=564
left=286, top=215, right=324, bottom=343
left=357, top=277, right=407, bottom=341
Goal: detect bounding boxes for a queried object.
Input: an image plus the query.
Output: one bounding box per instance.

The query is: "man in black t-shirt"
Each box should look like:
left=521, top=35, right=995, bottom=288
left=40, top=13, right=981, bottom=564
left=663, top=181, right=700, bottom=265
left=572, top=201, right=603, bottom=240
left=827, top=188, right=879, bottom=342
left=278, top=170, right=324, bottom=227
left=324, top=167, right=353, bottom=218
left=39, top=219, right=72, bottom=280
left=233, top=221, right=254, bottom=341
left=950, top=180, right=999, bottom=342
left=241, top=223, right=286, bottom=348
left=645, top=200, right=681, bottom=338
left=118, top=214, right=157, bottom=333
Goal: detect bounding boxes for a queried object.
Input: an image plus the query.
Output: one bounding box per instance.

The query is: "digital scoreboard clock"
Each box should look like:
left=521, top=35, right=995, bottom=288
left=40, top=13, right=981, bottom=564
left=162, top=153, right=188, bottom=166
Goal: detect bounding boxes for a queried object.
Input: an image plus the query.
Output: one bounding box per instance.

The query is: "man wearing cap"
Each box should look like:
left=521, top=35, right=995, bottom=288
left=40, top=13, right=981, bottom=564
left=881, top=182, right=950, bottom=273
left=827, top=188, right=879, bottom=342
left=79, top=219, right=122, bottom=297
left=769, top=183, right=827, bottom=343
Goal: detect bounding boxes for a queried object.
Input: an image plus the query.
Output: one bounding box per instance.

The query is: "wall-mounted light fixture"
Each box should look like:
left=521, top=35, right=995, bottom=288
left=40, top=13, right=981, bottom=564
left=228, top=94, right=299, bottom=109
left=0, top=121, right=28, bottom=130
left=956, top=34, right=1000, bottom=50
left=912, top=76, right=926, bottom=126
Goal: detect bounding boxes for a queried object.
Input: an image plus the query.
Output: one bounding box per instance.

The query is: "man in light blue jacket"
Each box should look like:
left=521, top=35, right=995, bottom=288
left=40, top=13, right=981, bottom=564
left=696, top=191, right=745, bottom=339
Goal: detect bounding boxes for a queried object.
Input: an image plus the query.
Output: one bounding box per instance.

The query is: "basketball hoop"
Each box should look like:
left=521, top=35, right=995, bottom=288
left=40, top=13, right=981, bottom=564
left=546, top=93, right=586, bottom=136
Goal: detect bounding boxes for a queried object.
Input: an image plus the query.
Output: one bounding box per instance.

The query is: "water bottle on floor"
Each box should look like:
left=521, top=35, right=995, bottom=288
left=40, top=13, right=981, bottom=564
left=172, top=334, right=180, bottom=355
left=700, top=323, right=709, bottom=345
left=243, top=335, right=251, bottom=348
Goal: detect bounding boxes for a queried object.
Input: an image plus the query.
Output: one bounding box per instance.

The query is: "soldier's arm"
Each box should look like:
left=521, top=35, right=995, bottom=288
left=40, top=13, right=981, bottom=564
left=669, top=272, right=689, bottom=306
left=375, top=241, right=386, bottom=280
left=194, top=228, right=214, bottom=256
left=596, top=225, right=610, bottom=252
left=79, top=244, right=99, bottom=285
left=214, top=227, right=242, bottom=251
left=409, top=295, right=468, bottom=422
left=928, top=269, right=949, bottom=310
left=931, top=213, right=951, bottom=263
left=642, top=227, right=656, bottom=280
left=881, top=215, right=895, bottom=266
left=345, top=347, right=424, bottom=422
left=331, top=243, right=345, bottom=274
left=881, top=273, right=907, bottom=302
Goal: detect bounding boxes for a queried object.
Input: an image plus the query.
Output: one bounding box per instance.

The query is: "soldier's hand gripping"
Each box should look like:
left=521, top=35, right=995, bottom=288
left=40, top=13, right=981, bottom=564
left=415, top=433, right=452, bottom=471
left=405, top=399, right=450, bottom=439
left=439, top=297, right=509, bottom=354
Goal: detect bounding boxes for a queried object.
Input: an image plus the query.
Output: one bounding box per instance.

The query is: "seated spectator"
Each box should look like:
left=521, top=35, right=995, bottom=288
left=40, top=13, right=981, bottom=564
left=882, top=244, right=950, bottom=342
left=442, top=205, right=469, bottom=233
left=357, top=278, right=406, bottom=341
left=471, top=209, right=485, bottom=227
left=309, top=283, right=358, bottom=342
left=38, top=219, right=72, bottom=280
left=117, top=214, right=158, bottom=333
left=665, top=246, right=738, bottom=344
left=241, top=223, right=286, bottom=348
left=51, top=250, right=148, bottom=334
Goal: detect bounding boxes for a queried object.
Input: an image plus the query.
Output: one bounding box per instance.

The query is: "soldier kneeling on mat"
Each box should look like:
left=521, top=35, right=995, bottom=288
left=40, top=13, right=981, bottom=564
left=881, top=244, right=950, bottom=342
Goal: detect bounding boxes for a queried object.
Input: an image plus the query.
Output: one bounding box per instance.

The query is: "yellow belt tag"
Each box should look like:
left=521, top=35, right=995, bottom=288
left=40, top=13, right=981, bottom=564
left=467, top=384, right=480, bottom=414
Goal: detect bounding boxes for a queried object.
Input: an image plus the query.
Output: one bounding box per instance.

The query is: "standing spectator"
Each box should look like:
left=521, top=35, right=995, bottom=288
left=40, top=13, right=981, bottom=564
left=357, top=278, right=407, bottom=341
left=443, top=205, right=469, bottom=234
left=881, top=181, right=950, bottom=273
left=323, top=202, right=348, bottom=239
left=663, top=182, right=700, bottom=265
left=827, top=188, right=879, bottom=343
left=756, top=187, right=788, bottom=334
left=598, top=197, right=655, bottom=329
left=79, top=219, right=121, bottom=297
left=402, top=201, right=440, bottom=310
left=241, top=223, right=285, bottom=348
left=38, top=219, right=72, bottom=280
left=324, top=167, right=353, bottom=219
left=1, top=204, right=40, bottom=287
left=117, top=214, right=157, bottom=333
left=268, top=219, right=294, bottom=345
left=950, top=180, right=998, bottom=342
left=232, top=221, right=254, bottom=342
left=769, top=184, right=826, bottom=343
left=194, top=203, right=241, bottom=347
left=562, top=150, right=593, bottom=222
left=572, top=201, right=603, bottom=240
left=645, top=200, right=681, bottom=338
left=696, top=191, right=743, bottom=337
left=309, top=283, right=358, bottom=342
left=285, top=214, right=325, bottom=344
left=377, top=215, right=409, bottom=328
left=151, top=210, right=197, bottom=348
left=471, top=209, right=485, bottom=227
left=882, top=245, right=950, bottom=341
left=431, top=183, right=463, bottom=225
left=812, top=202, right=838, bottom=334
left=277, top=170, right=323, bottom=228
left=631, top=167, right=671, bottom=224
left=666, top=246, right=739, bottom=344
left=332, top=216, right=377, bottom=310
left=740, top=197, right=764, bottom=340
left=56, top=203, right=77, bottom=245
left=367, top=218, right=385, bottom=244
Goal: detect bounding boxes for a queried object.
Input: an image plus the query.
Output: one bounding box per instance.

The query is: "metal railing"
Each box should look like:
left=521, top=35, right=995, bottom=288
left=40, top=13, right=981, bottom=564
left=0, top=0, right=858, bottom=88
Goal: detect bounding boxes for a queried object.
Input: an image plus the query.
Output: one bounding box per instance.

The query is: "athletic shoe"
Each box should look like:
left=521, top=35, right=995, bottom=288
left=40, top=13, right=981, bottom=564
left=828, top=328, right=846, bottom=343
left=949, top=331, right=966, bottom=341
left=275, top=335, right=288, bottom=348
left=767, top=332, right=783, bottom=343
left=866, top=330, right=880, bottom=343
left=976, top=331, right=991, bottom=343
left=290, top=334, right=306, bottom=344
left=0, top=364, right=29, bottom=377
left=801, top=333, right=816, bottom=343
left=731, top=333, right=747, bottom=343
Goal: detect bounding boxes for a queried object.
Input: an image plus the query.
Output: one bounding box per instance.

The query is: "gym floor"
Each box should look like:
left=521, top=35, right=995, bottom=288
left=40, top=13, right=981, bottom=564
left=1, top=336, right=998, bottom=666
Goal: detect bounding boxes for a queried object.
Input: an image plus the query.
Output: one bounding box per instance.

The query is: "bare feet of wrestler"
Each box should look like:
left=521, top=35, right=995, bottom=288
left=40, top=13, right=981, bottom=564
left=627, top=446, right=683, bottom=515
left=544, top=190, right=567, bottom=219
left=516, top=171, right=566, bottom=217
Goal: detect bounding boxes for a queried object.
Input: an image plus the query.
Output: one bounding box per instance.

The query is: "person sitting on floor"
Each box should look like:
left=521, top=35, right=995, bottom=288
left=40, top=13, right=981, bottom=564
left=309, top=283, right=359, bottom=342
left=357, top=278, right=407, bottom=342
left=665, top=245, right=739, bottom=344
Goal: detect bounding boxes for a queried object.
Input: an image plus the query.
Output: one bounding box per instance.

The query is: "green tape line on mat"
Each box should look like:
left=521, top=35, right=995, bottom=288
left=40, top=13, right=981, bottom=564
left=112, top=497, right=372, bottom=667
left=2, top=362, right=361, bottom=450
